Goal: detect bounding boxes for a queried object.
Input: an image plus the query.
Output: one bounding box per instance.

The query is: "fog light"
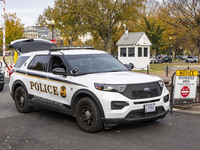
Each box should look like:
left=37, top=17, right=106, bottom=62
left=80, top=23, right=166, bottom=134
left=111, top=101, right=129, bottom=110
left=163, top=94, right=169, bottom=103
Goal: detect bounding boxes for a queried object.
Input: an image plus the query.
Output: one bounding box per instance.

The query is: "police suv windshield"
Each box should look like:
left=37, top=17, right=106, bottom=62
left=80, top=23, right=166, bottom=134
left=65, top=53, right=128, bottom=75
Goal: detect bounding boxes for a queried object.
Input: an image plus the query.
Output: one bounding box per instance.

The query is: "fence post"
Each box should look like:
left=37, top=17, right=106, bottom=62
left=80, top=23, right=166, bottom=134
left=166, top=65, right=168, bottom=77
left=170, top=72, right=176, bottom=113
left=199, top=72, right=200, bottom=103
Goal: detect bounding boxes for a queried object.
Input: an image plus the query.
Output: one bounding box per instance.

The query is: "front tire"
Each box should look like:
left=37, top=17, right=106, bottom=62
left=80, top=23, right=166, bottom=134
left=14, top=86, right=32, bottom=113
left=75, top=97, right=103, bottom=133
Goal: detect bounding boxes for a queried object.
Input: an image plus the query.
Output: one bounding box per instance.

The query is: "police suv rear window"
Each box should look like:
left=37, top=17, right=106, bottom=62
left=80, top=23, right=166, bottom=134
left=14, top=56, right=30, bottom=68
left=28, top=55, right=48, bottom=71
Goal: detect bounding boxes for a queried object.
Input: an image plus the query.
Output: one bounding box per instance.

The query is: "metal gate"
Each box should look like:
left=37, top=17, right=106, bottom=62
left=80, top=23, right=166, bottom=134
left=170, top=71, right=200, bottom=113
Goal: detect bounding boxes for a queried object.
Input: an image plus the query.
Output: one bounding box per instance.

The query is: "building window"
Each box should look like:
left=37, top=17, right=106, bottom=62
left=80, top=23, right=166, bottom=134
left=144, top=48, right=148, bottom=57
left=128, top=47, right=135, bottom=57
left=138, top=47, right=142, bottom=57
left=120, top=48, right=126, bottom=57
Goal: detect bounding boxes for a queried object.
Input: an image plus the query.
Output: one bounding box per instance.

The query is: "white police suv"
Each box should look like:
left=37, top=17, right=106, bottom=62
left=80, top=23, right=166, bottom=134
left=9, top=47, right=169, bottom=132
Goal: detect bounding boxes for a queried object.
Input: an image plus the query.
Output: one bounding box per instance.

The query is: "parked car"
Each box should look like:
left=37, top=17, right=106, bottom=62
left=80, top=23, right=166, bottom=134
left=0, top=70, right=4, bottom=91
left=185, top=56, right=197, bottom=63
left=150, top=57, right=162, bottom=63
left=161, top=56, right=172, bottom=63
left=182, top=55, right=188, bottom=60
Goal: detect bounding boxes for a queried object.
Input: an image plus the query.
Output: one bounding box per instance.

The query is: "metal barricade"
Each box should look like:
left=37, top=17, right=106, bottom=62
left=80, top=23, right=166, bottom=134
left=170, top=71, right=200, bottom=113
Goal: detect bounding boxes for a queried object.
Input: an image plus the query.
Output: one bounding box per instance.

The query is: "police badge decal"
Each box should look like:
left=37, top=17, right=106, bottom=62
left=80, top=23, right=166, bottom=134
left=60, top=86, right=67, bottom=98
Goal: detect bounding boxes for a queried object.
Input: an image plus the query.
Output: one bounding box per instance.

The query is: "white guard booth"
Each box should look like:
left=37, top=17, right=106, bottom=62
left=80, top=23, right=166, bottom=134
left=116, top=31, right=152, bottom=70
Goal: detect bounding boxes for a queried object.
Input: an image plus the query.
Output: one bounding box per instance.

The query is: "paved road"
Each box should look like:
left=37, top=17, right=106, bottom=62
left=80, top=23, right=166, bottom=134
left=0, top=79, right=200, bottom=150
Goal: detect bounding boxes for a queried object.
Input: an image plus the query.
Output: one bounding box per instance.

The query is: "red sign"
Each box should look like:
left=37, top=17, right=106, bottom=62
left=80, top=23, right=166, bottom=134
left=51, top=39, right=57, bottom=44
left=181, top=86, right=190, bottom=97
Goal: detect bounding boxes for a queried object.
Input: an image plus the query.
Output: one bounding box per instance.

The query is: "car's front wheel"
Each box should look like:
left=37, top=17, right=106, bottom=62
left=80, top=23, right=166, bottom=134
left=14, top=86, right=32, bottom=113
left=75, top=97, right=103, bottom=133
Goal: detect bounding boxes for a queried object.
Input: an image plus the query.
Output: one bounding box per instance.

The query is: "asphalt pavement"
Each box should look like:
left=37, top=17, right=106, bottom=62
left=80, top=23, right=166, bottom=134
left=0, top=79, right=200, bottom=150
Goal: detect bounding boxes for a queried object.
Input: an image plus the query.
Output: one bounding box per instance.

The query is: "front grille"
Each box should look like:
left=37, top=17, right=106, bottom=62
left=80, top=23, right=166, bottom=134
left=121, top=82, right=162, bottom=99
left=132, top=89, right=158, bottom=99
left=126, top=106, right=165, bottom=119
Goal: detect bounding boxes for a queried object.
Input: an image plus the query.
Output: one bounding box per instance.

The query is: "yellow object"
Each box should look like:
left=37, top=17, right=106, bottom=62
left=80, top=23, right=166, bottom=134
left=176, top=70, right=198, bottom=76
left=14, top=52, right=18, bottom=63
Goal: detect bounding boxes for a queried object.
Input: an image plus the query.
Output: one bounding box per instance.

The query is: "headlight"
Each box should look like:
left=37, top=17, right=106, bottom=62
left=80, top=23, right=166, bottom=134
left=158, top=80, right=164, bottom=88
left=94, top=83, right=127, bottom=93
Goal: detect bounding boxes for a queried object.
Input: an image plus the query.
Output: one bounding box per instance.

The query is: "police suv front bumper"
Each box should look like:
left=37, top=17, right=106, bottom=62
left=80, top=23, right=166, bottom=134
left=102, top=107, right=169, bottom=127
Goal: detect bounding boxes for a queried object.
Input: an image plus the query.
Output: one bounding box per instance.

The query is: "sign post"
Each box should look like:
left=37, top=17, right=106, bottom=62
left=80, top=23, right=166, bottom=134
left=51, top=39, right=57, bottom=45
left=174, top=70, right=198, bottom=99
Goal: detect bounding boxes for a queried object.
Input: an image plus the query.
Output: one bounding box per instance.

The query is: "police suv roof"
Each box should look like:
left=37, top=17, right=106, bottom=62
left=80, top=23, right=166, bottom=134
left=21, top=49, right=107, bottom=56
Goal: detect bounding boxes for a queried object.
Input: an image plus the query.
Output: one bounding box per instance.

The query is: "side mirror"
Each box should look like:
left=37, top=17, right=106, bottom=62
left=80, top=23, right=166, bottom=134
left=71, top=68, right=79, bottom=76
left=124, top=63, right=134, bottom=70
left=129, top=63, right=134, bottom=70
left=52, top=67, right=68, bottom=76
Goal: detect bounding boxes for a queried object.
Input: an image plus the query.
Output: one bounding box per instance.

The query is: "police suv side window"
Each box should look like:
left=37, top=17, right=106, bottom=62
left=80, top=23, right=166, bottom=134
left=14, top=56, right=30, bottom=68
left=49, top=56, right=66, bottom=72
left=28, top=55, right=48, bottom=71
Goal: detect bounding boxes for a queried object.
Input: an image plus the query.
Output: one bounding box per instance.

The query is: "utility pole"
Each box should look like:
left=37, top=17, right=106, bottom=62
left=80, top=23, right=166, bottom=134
left=1, top=0, right=9, bottom=72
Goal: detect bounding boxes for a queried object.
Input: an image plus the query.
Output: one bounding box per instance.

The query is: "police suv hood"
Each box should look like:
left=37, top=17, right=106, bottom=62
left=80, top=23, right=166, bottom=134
left=77, top=71, right=161, bottom=85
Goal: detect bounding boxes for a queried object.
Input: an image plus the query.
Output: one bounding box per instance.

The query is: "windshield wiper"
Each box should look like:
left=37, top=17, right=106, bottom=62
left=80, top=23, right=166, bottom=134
left=109, top=70, right=127, bottom=72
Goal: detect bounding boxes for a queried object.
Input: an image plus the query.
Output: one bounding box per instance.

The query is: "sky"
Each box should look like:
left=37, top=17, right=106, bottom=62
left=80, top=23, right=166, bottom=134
left=0, top=0, right=55, bottom=27
left=0, top=0, right=163, bottom=27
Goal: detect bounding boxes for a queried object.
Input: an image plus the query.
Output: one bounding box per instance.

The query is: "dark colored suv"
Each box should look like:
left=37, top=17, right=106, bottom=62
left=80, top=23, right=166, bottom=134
left=161, top=56, right=172, bottom=63
left=0, top=71, right=4, bottom=91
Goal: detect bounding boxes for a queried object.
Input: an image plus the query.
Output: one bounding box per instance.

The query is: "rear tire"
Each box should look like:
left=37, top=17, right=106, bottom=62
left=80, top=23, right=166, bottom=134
left=75, top=97, right=103, bottom=133
left=14, top=86, right=32, bottom=113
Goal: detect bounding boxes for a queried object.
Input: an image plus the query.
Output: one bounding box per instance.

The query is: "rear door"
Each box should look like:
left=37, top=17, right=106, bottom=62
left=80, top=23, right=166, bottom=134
left=26, top=55, right=50, bottom=99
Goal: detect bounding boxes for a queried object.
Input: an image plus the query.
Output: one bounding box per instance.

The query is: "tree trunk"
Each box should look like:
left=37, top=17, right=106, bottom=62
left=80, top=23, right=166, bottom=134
left=173, top=49, right=176, bottom=61
left=198, top=47, right=200, bottom=63
left=196, top=39, right=200, bottom=62
left=104, top=28, right=112, bottom=54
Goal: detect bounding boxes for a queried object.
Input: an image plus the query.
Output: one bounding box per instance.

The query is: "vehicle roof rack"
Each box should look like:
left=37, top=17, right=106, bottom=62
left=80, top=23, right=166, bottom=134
left=49, top=45, right=94, bottom=51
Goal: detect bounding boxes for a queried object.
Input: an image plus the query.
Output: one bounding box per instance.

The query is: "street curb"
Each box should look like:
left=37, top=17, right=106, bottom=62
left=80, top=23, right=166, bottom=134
left=172, top=108, right=200, bottom=114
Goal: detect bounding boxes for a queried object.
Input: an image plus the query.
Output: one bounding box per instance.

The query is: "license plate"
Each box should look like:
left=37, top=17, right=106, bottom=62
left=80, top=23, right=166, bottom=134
left=145, top=103, right=156, bottom=113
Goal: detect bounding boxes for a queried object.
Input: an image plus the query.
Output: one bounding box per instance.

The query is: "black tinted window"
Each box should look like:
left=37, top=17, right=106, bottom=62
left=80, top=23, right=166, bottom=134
left=28, top=55, right=48, bottom=71
left=128, top=47, right=135, bottom=57
left=14, top=56, right=30, bottom=68
left=138, top=47, right=142, bottom=57
left=144, top=48, right=148, bottom=57
left=120, top=48, right=126, bottom=57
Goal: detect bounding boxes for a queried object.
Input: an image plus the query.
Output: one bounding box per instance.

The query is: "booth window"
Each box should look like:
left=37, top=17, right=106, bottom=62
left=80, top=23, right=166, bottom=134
left=128, top=47, right=135, bottom=57
left=138, top=47, right=142, bottom=57
left=120, top=48, right=126, bottom=57
left=144, top=48, right=148, bottom=57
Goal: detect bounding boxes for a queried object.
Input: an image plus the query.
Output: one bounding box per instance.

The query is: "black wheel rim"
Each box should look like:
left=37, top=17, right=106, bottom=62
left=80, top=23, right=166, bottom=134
left=81, top=105, right=94, bottom=126
left=16, top=91, right=25, bottom=108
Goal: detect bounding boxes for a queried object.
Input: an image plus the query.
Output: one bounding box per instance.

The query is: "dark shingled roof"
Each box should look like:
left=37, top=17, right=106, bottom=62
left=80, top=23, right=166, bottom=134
left=116, top=32, right=145, bottom=46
